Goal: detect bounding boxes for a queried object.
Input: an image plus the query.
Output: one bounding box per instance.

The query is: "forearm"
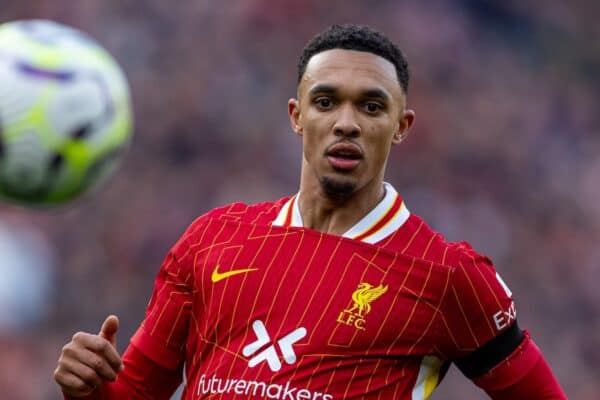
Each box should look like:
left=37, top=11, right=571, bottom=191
left=63, top=344, right=182, bottom=400
left=473, top=332, right=566, bottom=399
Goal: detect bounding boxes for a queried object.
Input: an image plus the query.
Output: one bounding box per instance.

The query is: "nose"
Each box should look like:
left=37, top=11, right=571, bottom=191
left=333, top=103, right=361, bottom=137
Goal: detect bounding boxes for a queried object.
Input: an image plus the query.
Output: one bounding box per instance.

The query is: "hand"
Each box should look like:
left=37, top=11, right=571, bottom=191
left=54, top=315, right=124, bottom=397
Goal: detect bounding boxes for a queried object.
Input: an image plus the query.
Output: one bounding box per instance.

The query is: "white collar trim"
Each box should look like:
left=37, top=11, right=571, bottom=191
left=272, top=182, right=410, bottom=244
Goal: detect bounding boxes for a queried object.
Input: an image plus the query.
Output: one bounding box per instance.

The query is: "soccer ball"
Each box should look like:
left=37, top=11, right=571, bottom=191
left=0, top=20, right=132, bottom=207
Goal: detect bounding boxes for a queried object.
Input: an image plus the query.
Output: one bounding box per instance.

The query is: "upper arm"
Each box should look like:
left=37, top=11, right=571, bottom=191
left=436, top=248, right=565, bottom=398
left=132, top=249, right=193, bottom=369
left=437, top=247, right=517, bottom=370
left=128, top=211, right=222, bottom=369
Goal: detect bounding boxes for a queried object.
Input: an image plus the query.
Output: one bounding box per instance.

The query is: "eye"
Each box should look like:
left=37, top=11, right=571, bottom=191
left=364, top=102, right=382, bottom=114
left=315, top=97, right=333, bottom=110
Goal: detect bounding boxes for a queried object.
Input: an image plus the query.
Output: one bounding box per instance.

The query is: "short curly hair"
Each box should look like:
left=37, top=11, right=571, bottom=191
left=298, top=24, right=409, bottom=94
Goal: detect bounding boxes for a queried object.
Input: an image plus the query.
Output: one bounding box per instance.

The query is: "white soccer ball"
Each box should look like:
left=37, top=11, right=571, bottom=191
left=0, top=19, right=133, bottom=206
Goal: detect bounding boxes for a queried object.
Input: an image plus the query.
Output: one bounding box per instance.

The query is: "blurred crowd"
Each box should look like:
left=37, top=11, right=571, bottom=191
left=0, top=0, right=599, bottom=398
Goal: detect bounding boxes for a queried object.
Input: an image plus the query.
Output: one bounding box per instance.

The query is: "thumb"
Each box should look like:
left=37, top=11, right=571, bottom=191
left=99, top=314, right=119, bottom=348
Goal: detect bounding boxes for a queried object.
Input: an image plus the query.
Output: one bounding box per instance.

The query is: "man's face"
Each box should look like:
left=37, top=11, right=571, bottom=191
left=289, top=49, right=414, bottom=200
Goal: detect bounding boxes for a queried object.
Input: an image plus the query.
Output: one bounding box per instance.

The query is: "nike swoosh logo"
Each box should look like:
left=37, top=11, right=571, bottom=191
left=211, top=265, right=258, bottom=283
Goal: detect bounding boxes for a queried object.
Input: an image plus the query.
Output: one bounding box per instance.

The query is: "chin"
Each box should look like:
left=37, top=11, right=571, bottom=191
left=319, top=176, right=357, bottom=201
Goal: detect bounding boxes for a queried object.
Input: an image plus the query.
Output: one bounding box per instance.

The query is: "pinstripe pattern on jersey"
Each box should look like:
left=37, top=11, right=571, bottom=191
left=130, top=193, right=515, bottom=399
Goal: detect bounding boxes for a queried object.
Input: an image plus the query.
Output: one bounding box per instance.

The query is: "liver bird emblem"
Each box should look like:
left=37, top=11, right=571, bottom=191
left=346, top=282, right=388, bottom=317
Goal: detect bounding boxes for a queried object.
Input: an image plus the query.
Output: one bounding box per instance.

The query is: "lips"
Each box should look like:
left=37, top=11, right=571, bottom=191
left=326, top=142, right=363, bottom=171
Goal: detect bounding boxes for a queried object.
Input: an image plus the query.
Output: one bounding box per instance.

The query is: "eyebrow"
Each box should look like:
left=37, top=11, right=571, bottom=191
left=308, top=84, right=337, bottom=96
left=363, top=88, right=390, bottom=101
left=308, top=84, right=390, bottom=101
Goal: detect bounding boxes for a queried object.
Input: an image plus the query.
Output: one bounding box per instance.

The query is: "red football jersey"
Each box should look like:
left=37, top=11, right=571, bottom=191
left=131, top=183, right=515, bottom=399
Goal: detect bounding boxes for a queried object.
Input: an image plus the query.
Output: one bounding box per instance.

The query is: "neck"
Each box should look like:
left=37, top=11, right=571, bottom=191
left=297, top=174, right=385, bottom=236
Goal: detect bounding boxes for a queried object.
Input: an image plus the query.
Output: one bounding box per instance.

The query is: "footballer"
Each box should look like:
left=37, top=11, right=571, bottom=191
left=54, top=24, right=566, bottom=399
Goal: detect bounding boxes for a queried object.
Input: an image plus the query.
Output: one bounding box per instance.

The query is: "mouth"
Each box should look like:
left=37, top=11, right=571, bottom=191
left=325, top=142, right=363, bottom=171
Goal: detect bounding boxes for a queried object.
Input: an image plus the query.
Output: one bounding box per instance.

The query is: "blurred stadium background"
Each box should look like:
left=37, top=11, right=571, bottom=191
left=1, top=1, right=598, bottom=398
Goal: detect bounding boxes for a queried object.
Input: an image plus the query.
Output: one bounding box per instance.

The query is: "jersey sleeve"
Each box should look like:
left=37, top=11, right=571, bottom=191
left=473, top=331, right=567, bottom=399
left=436, top=244, right=516, bottom=360
left=121, top=203, right=246, bottom=369
left=130, top=249, right=192, bottom=369
left=129, top=215, right=211, bottom=369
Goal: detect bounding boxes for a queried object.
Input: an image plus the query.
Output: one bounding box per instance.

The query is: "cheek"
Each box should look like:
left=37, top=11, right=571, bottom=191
left=301, top=124, right=323, bottom=159
left=365, top=130, right=394, bottom=164
left=302, top=117, right=329, bottom=142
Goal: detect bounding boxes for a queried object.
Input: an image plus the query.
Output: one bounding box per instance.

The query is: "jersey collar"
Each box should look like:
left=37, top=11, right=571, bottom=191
left=272, top=182, right=410, bottom=244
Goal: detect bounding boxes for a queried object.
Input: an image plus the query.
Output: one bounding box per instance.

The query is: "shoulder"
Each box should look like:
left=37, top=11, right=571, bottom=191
left=386, top=211, right=491, bottom=270
left=201, top=197, right=290, bottom=225
left=411, top=228, right=517, bottom=356
left=170, top=197, right=291, bottom=256
left=385, top=211, right=511, bottom=306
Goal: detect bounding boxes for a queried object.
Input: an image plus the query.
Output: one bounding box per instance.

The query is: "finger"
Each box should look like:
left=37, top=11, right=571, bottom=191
left=99, top=315, right=119, bottom=347
left=63, top=341, right=121, bottom=381
left=57, top=356, right=106, bottom=387
left=72, top=332, right=123, bottom=371
left=54, top=367, right=97, bottom=397
left=75, top=347, right=120, bottom=381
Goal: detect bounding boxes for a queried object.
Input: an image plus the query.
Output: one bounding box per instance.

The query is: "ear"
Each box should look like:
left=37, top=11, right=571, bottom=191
left=288, top=98, right=303, bottom=136
left=392, top=109, right=415, bottom=145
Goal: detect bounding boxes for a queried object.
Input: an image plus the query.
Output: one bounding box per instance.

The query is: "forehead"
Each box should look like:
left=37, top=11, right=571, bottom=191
left=301, top=49, right=402, bottom=97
